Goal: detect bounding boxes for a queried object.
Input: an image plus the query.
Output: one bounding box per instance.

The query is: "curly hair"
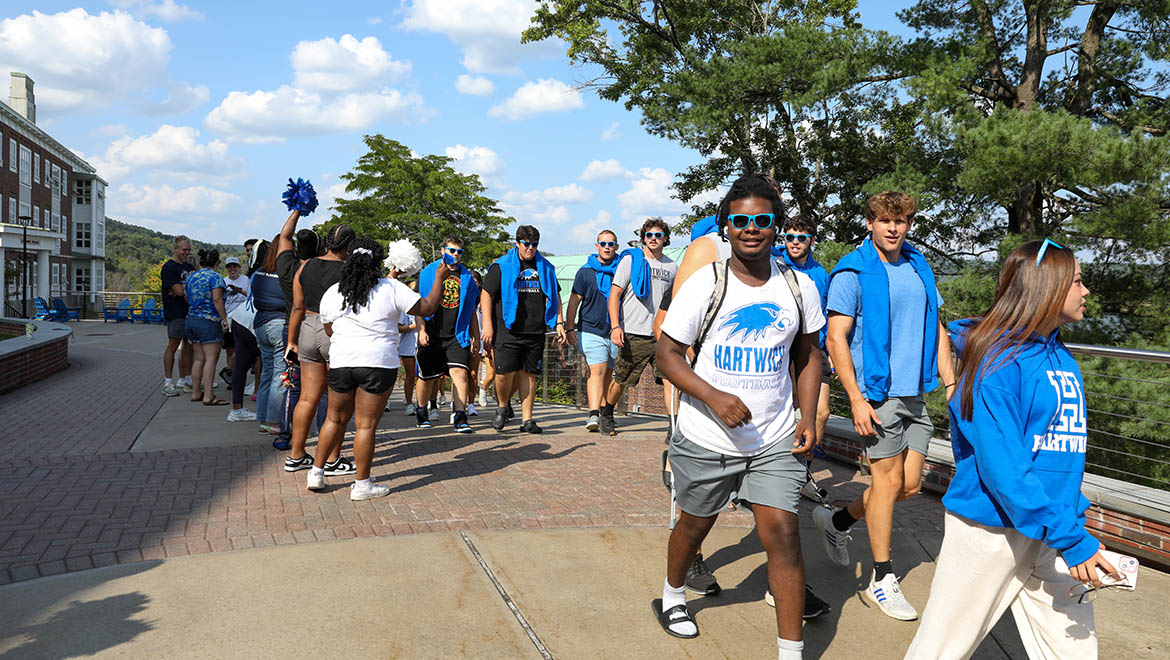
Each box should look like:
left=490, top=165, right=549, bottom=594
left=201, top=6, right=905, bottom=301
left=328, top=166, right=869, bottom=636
left=716, top=174, right=785, bottom=236
left=639, top=218, right=671, bottom=246
left=326, top=223, right=356, bottom=253
left=864, top=191, right=916, bottom=221
left=337, top=237, right=385, bottom=313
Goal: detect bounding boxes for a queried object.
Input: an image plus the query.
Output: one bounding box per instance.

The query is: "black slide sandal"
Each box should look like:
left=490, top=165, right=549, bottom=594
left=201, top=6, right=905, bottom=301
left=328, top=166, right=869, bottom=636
left=652, top=598, right=699, bottom=639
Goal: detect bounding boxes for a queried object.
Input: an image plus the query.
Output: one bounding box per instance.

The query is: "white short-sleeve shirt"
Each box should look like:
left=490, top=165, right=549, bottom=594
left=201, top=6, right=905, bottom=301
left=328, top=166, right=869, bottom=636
left=319, top=278, right=421, bottom=369
left=660, top=260, right=826, bottom=456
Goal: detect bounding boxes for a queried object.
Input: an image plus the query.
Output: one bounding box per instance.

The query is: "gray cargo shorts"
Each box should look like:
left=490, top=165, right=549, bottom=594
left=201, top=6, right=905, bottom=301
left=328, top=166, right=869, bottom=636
left=865, top=395, right=933, bottom=460
left=668, top=431, right=805, bottom=517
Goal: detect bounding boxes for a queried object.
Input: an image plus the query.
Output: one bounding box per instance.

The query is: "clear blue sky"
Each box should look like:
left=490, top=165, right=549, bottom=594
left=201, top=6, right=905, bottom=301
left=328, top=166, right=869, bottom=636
left=0, top=1, right=918, bottom=255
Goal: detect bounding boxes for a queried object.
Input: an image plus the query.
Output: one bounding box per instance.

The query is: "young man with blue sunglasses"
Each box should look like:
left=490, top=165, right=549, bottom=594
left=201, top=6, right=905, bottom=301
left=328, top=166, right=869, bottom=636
left=565, top=230, right=621, bottom=431
left=601, top=218, right=678, bottom=435
left=821, top=191, right=957, bottom=621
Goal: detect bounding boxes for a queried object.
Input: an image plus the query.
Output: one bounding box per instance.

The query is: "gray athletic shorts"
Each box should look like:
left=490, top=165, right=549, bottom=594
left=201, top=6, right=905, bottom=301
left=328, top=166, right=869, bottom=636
left=668, top=432, right=805, bottom=517
left=865, top=395, right=933, bottom=460
left=166, top=317, right=186, bottom=340
left=299, top=313, right=331, bottom=364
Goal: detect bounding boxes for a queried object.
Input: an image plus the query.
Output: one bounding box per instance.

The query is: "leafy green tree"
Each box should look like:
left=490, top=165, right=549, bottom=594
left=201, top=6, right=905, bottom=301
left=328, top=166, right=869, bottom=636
left=327, top=135, right=513, bottom=270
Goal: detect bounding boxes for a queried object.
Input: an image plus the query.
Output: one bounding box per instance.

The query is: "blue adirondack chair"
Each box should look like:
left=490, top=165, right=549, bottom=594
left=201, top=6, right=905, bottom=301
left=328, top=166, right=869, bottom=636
left=103, top=298, right=132, bottom=323
left=141, top=298, right=164, bottom=324
left=34, top=297, right=58, bottom=320
left=53, top=298, right=81, bottom=321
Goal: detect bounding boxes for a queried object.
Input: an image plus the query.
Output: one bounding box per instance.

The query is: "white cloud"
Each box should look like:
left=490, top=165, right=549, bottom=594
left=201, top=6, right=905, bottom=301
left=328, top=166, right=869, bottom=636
left=366, top=16, right=384, bottom=25
left=601, top=122, right=621, bottom=141
left=0, top=9, right=172, bottom=113
left=205, top=85, right=426, bottom=143
left=455, top=74, right=494, bottom=96
left=489, top=79, right=583, bottom=121
left=507, top=183, right=593, bottom=206
left=291, top=35, right=411, bottom=92
left=618, top=167, right=720, bottom=217
left=571, top=209, right=615, bottom=243
left=445, top=144, right=505, bottom=177
left=91, top=123, right=128, bottom=138
left=110, top=0, right=204, bottom=22
left=531, top=205, right=570, bottom=224
left=579, top=158, right=631, bottom=182
left=83, top=124, right=245, bottom=184
left=137, top=81, right=210, bottom=115
left=401, top=0, right=559, bottom=74
left=115, top=183, right=242, bottom=219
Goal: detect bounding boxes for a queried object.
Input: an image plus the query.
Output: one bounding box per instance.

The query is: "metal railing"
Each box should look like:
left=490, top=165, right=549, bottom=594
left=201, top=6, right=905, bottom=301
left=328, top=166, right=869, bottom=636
left=537, top=339, right=1170, bottom=492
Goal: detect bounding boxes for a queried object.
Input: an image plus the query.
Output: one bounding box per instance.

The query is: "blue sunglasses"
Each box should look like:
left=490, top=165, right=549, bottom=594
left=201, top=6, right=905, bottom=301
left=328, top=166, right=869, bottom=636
left=1035, top=238, right=1064, bottom=266
left=728, top=213, right=775, bottom=230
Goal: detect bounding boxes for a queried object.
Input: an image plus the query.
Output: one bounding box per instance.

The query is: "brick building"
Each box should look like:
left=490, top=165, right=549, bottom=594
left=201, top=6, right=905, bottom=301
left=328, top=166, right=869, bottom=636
left=0, top=72, right=106, bottom=316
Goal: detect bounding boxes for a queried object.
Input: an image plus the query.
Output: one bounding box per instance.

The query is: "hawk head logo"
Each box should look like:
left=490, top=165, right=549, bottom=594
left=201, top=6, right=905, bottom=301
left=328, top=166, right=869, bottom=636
left=717, top=302, right=788, bottom=341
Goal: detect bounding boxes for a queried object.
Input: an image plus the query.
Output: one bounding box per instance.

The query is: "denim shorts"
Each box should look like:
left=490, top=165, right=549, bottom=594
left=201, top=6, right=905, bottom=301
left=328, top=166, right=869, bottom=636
left=578, top=331, right=618, bottom=368
left=185, top=317, right=223, bottom=344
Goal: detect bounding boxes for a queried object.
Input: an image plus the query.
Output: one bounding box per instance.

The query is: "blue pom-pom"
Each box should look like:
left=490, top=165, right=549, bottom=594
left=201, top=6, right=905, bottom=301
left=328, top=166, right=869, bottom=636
left=282, top=177, right=319, bottom=215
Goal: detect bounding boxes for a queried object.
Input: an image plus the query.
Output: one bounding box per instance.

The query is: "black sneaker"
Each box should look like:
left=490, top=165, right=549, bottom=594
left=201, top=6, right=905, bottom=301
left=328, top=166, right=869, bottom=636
left=685, top=553, right=720, bottom=596
left=491, top=407, right=507, bottom=431
left=505, top=403, right=515, bottom=421
left=803, top=585, right=831, bottom=620
left=324, top=457, right=356, bottom=476
left=453, top=411, right=473, bottom=434
left=416, top=407, right=432, bottom=428
left=219, top=367, right=232, bottom=387
left=284, top=453, right=314, bottom=472
left=520, top=419, right=542, bottom=434
left=599, top=408, right=616, bottom=436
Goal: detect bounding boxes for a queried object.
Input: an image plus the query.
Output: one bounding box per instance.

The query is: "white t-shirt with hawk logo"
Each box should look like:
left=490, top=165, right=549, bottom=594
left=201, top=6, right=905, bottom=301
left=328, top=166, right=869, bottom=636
left=661, top=260, right=826, bottom=456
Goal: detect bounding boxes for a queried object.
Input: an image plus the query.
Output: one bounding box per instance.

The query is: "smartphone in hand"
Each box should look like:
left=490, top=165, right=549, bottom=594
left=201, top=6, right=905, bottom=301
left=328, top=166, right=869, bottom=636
left=285, top=349, right=299, bottom=365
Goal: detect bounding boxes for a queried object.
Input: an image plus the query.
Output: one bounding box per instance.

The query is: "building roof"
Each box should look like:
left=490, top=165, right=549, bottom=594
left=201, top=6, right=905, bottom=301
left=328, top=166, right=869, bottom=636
left=0, top=98, right=105, bottom=185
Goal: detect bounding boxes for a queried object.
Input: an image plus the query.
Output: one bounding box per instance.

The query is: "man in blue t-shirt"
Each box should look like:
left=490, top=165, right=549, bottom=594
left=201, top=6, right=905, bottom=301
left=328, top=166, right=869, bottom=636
left=565, top=230, right=620, bottom=432
left=780, top=215, right=831, bottom=452
left=160, top=236, right=195, bottom=397
left=818, top=191, right=957, bottom=622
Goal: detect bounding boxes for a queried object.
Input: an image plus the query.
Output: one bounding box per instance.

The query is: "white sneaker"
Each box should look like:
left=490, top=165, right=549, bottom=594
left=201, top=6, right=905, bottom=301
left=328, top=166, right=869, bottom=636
left=162, top=383, right=181, bottom=397
left=800, top=478, right=827, bottom=503
left=404, top=402, right=416, bottom=416
left=350, top=480, right=391, bottom=501
left=438, top=394, right=448, bottom=406
left=477, top=391, right=487, bottom=407
left=813, top=506, right=851, bottom=568
left=384, top=401, right=393, bottom=412
left=306, top=471, right=325, bottom=492
left=226, top=408, right=257, bottom=422
left=428, top=406, right=438, bottom=420
left=466, top=403, right=477, bottom=416
left=864, top=571, right=918, bottom=621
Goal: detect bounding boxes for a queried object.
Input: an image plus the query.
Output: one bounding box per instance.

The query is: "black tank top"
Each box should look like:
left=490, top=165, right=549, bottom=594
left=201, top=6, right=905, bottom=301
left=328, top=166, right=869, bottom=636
left=299, top=258, right=345, bottom=313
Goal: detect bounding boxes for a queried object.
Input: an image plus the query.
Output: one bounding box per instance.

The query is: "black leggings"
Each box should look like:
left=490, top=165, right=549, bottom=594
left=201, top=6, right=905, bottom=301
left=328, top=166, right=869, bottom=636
left=231, top=320, right=259, bottom=406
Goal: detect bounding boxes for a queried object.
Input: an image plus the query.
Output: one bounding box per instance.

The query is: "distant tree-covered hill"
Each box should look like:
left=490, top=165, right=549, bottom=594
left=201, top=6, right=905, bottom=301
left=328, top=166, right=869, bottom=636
left=105, top=218, right=244, bottom=293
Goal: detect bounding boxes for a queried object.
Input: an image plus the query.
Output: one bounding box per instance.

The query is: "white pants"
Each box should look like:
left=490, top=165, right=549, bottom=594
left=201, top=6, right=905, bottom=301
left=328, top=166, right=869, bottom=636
left=905, top=512, right=1096, bottom=660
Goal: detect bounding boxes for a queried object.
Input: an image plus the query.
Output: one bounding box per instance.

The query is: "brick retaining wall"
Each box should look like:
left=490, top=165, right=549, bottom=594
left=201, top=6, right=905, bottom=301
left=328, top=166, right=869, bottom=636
left=0, top=319, right=71, bottom=394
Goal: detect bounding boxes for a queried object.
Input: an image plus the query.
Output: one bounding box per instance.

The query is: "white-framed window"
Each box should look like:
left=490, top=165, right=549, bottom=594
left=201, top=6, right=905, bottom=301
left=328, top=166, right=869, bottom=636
left=52, top=212, right=60, bottom=232
left=7, top=198, right=14, bottom=222
left=75, top=267, right=90, bottom=292
left=8, top=138, right=16, bottom=172
left=62, top=213, right=67, bottom=234
left=43, top=208, right=50, bottom=229
left=18, top=145, right=31, bottom=186
left=61, top=170, right=68, bottom=198
left=51, top=263, right=59, bottom=295
left=51, top=164, right=60, bottom=196
left=76, top=221, right=91, bottom=248
left=18, top=202, right=30, bottom=222
left=33, top=153, right=40, bottom=183
left=33, top=205, right=39, bottom=228
left=44, top=160, right=49, bottom=187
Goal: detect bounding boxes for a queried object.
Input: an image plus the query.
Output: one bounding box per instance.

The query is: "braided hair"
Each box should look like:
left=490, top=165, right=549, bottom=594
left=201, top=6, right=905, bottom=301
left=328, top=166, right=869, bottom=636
left=326, top=223, right=356, bottom=254
left=337, top=237, right=385, bottom=313
left=716, top=174, right=785, bottom=237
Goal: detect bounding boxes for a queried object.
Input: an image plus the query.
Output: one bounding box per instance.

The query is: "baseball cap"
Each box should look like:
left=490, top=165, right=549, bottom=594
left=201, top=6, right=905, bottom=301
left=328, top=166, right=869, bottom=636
left=225, top=257, right=241, bottom=266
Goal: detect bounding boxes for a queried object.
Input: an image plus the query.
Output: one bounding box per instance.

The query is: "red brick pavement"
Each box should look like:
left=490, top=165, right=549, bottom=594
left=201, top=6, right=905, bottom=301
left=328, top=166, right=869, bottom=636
left=0, top=324, right=947, bottom=585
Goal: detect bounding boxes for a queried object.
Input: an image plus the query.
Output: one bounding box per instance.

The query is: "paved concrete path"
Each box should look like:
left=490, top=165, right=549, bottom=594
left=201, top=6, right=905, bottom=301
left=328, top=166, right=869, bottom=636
left=1, top=322, right=1166, bottom=658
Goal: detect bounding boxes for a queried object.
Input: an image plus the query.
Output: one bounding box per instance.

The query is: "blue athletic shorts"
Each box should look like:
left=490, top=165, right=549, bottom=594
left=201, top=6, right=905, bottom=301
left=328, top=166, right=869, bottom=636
left=185, top=317, right=223, bottom=344
left=578, top=331, right=618, bottom=368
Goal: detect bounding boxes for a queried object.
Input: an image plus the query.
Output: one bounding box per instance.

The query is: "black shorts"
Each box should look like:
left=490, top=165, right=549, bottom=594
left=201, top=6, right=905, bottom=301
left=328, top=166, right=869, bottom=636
left=222, top=328, right=235, bottom=350
left=494, top=332, right=545, bottom=375
left=328, top=366, right=398, bottom=395
left=416, top=335, right=471, bottom=380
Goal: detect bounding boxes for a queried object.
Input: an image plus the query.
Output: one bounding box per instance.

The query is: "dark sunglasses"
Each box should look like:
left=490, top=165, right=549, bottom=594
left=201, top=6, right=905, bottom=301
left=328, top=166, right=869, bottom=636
left=728, top=213, right=775, bottom=230
left=518, top=240, right=539, bottom=248
left=785, top=233, right=812, bottom=244
left=643, top=231, right=666, bottom=239
left=445, top=247, right=464, bottom=255
left=597, top=241, right=617, bottom=247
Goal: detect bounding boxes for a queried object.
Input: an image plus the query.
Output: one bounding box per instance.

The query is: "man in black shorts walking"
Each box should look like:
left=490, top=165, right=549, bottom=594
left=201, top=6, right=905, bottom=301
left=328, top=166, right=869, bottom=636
left=479, top=225, right=566, bottom=433
left=415, top=236, right=480, bottom=433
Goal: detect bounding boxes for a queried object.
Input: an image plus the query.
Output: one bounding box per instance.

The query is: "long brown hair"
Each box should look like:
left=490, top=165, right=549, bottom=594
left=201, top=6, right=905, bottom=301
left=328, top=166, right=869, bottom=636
left=260, top=233, right=281, bottom=273
left=957, top=240, right=1076, bottom=420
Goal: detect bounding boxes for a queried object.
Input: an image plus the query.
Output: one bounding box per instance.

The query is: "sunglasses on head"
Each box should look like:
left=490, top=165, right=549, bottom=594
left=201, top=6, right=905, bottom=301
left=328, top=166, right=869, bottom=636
left=518, top=240, right=539, bottom=248
left=785, top=233, right=812, bottom=244
left=445, top=247, right=464, bottom=255
left=643, top=231, right=666, bottom=239
left=597, top=241, right=617, bottom=247
left=728, top=213, right=775, bottom=230
left=1035, top=238, right=1063, bottom=266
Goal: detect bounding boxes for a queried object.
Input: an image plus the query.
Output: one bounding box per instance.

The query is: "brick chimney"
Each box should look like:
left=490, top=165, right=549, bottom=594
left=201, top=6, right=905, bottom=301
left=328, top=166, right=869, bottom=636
left=9, top=72, right=35, bottom=124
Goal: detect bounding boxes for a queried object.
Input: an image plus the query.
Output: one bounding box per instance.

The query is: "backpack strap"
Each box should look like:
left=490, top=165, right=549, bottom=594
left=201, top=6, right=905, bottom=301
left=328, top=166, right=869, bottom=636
left=690, top=259, right=730, bottom=368
left=775, top=259, right=804, bottom=334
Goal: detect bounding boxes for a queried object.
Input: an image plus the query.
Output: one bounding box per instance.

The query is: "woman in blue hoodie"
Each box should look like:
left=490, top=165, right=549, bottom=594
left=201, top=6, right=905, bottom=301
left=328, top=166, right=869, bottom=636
left=906, top=239, right=1115, bottom=660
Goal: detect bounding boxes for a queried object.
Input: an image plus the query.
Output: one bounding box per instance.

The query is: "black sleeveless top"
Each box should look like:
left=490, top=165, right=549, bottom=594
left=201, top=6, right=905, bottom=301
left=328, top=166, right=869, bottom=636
left=299, top=258, right=346, bottom=313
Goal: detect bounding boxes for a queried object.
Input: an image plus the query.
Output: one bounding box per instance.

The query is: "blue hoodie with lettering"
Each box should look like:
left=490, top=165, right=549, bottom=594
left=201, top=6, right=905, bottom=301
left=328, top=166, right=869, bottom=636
left=944, top=319, right=1098, bottom=567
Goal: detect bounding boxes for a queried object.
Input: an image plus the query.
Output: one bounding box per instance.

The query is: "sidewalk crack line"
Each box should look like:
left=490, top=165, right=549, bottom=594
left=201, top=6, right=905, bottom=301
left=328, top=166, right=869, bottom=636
left=460, top=531, right=554, bottom=660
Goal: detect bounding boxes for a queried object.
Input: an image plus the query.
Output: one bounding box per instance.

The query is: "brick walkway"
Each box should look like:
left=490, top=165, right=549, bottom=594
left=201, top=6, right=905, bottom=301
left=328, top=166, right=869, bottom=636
left=0, top=323, right=946, bottom=585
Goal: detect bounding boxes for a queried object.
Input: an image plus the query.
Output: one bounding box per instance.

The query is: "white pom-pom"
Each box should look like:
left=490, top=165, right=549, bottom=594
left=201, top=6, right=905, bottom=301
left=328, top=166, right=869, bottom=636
left=384, top=239, right=423, bottom=277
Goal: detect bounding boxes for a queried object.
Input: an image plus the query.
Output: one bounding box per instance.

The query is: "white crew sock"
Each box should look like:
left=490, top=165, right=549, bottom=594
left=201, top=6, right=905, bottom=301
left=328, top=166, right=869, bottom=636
left=309, top=466, right=324, bottom=478
left=662, top=578, right=696, bottom=636
left=354, top=478, right=371, bottom=489
left=778, top=637, right=803, bottom=660
left=180, top=376, right=191, bottom=386
left=164, top=378, right=174, bottom=387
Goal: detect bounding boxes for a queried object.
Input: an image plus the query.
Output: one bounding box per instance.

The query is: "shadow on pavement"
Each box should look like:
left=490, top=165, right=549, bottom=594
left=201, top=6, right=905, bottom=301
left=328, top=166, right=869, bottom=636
left=383, top=440, right=596, bottom=494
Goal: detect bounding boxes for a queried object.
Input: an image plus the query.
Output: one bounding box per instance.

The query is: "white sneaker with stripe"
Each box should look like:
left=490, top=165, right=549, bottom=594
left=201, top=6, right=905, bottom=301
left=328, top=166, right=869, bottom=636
left=863, top=570, right=918, bottom=621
